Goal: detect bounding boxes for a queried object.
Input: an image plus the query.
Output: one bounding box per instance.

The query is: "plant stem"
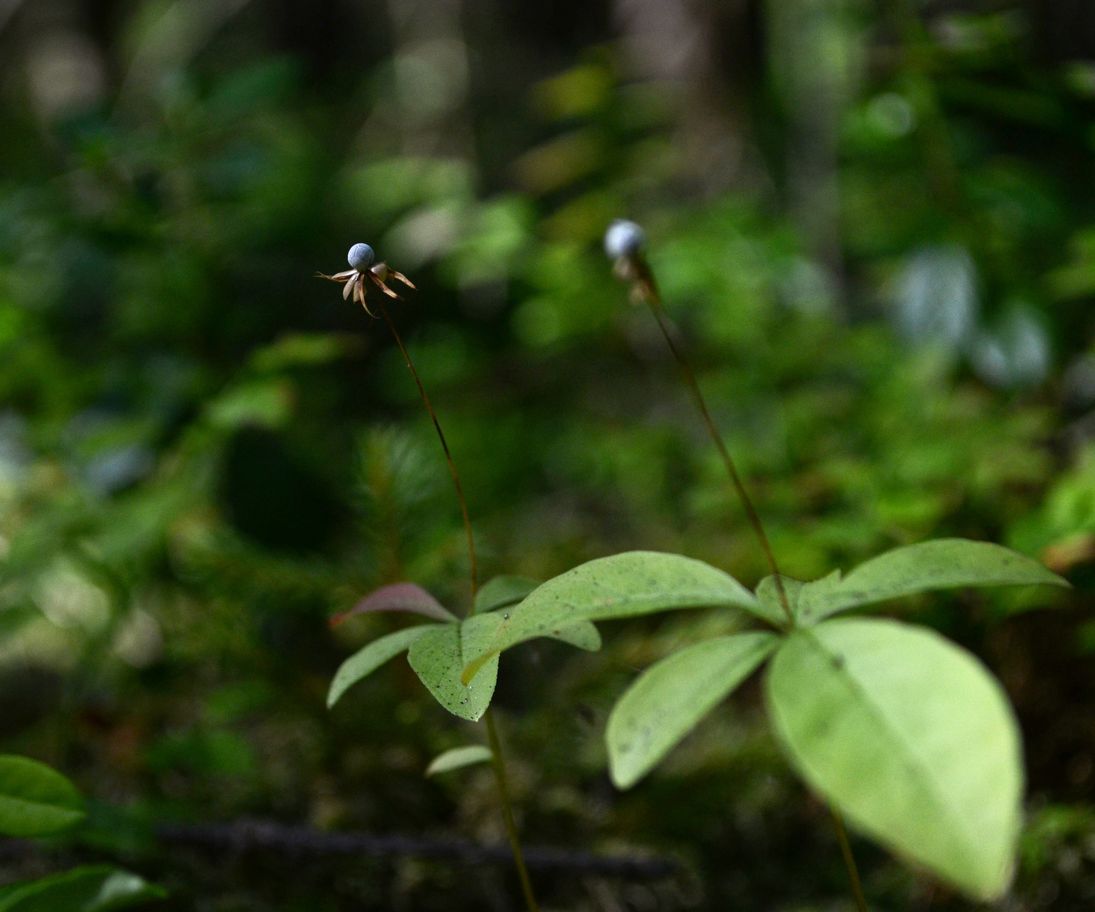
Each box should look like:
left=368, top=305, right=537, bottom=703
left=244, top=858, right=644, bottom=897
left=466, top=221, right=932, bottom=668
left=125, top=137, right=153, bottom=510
left=629, top=260, right=869, bottom=909
left=486, top=709, right=541, bottom=912
left=631, top=262, right=794, bottom=626
left=376, top=300, right=478, bottom=601
left=830, top=808, right=869, bottom=912
left=376, top=298, right=539, bottom=912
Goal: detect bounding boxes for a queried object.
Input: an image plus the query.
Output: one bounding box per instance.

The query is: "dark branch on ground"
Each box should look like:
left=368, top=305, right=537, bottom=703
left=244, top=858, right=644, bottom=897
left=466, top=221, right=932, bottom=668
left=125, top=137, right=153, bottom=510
left=153, top=819, right=681, bottom=880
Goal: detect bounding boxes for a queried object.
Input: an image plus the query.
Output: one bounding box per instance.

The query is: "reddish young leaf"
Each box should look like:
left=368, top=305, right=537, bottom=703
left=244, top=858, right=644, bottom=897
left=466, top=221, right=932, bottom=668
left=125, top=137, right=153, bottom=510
left=329, top=583, right=458, bottom=627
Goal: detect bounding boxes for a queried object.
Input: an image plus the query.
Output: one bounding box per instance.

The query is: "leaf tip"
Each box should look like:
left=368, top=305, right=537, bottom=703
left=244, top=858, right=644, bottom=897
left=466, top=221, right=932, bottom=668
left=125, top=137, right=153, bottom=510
left=608, top=763, right=638, bottom=791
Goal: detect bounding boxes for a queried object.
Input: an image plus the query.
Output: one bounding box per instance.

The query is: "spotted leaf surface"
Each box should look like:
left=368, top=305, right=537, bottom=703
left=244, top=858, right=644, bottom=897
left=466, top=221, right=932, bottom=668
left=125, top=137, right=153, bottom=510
left=409, top=625, right=498, bottom=721
left=461, top=551, right=759, bottom=682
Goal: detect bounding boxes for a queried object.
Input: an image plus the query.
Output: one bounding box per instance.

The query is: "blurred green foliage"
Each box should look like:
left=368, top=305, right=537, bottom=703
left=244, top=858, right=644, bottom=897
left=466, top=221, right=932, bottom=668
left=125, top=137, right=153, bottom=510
left=0, top=0, right=1093, bottom=909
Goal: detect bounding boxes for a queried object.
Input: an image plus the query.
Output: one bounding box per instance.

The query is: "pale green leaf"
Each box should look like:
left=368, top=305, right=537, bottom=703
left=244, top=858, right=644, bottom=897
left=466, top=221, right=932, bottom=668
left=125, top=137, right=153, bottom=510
left=0, top=755, right=84, bottom=838
left=473, top=575, right=540, bottom=614
left=766, top=618, right=1022, bottom=900
left=607, top=632, right=778, bottom=789
left=797, top=539, right=1068, bottom=625
left=460, top=609, right=602, bottom=680
left=754, top=575, right=804, bottom=626
left=549, top=620, right=602, bottom=651
left=425, top=745, right=492, bottom=776
left=461, top=551, right=760, bottom=683
left=0, top=865, right=164, bottom=912
left=408, top=625, right=498, bottom=721
left=327, top=625, right=440, bottom=708
left=471, top=581, right=602, bottom=651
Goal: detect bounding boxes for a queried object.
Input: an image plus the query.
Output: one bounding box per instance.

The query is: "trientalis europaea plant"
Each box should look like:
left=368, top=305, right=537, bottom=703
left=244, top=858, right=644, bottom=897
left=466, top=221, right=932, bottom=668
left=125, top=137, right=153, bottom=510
left=319, top=243, right=542, bottom=912
left=456, top=221, right=1068, bottom=908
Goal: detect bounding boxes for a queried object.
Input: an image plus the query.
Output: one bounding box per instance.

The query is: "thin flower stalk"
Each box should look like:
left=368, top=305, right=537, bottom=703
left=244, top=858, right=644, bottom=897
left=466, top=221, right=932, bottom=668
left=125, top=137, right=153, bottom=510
left=832, top=809, right=870, bottom=912
left=374, top=301, right=479, bottom=600
left=605, top=221, right=793, bottom=626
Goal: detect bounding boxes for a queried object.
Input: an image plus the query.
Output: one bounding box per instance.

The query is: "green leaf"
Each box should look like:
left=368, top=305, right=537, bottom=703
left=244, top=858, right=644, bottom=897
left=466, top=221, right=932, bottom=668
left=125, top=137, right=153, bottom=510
left=0, top=755, right=85, bottom=838
left=549, top=620, right=602, bottom=651
left=460, top=551, right=761, bottom=683
left=607, top=632, right=778, bottom=789
left=472, top=576, right=602, bottom=650
left=425, top=745, right=492, bottom=776
left=754, top=575, right=804, bottom=625
left=0, top=865, right=164, bottom=911
left=765, top=618, right=1022, bottom=900
left=463, top=608, right=602, bottom=659
left=797, top=539, right=1068, bottom=625
left=473, top=576, right=540, bottom=614
left=327, top=625, right=441, bottom=708
left=408, top=625, right=498, bottom=721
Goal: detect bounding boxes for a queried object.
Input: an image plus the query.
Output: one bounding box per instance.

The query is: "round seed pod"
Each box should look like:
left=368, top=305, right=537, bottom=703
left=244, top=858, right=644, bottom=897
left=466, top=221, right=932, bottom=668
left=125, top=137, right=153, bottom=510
left=604, top=220, right=646, bottom=260
left=347, top=243, right=376, bottom=272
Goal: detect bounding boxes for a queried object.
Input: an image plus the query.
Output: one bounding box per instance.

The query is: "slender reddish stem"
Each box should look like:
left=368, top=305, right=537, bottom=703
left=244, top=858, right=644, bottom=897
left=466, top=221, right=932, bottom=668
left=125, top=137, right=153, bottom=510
left=376, top=300, right=478, bottom=602
left=632, top=262, right=793, bottom=626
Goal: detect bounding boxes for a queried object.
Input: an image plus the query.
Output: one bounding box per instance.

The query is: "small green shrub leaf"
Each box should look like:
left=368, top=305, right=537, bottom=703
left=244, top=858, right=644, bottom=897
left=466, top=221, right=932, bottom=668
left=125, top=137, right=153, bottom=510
left=460, top=551, right=760, bottom=682
left=0, top=755, right=84, bottom=838
left=607, top=631, right=778, bottom=789
left=408, top=625, right=498, bottom=721
left=473, top=576, right=540, bottom=614
left=425, top=745, right=492, bottom=776
left=766, top=618, right=1022, bottom=900
left=327, top=625, right=440, bottom=708
left=797, top=539, right=1068, bottom=625
left=0, top=865, right=164, bottom=911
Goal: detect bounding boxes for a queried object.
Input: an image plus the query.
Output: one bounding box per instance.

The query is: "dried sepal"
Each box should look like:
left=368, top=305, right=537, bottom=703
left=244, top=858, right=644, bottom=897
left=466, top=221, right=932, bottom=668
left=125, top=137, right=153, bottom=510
left=370, top=273, right=401, bottom=299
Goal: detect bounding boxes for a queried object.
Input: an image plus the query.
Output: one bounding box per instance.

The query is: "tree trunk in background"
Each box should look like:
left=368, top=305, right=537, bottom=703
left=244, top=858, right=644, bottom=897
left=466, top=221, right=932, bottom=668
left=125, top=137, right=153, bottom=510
left=610, top=0, right=757, bottom=196
left=384, top=0, right=474, bottom=161
left=9, top=0, right=108, bottom=120
left=765, top=0, right=862, bottom=300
